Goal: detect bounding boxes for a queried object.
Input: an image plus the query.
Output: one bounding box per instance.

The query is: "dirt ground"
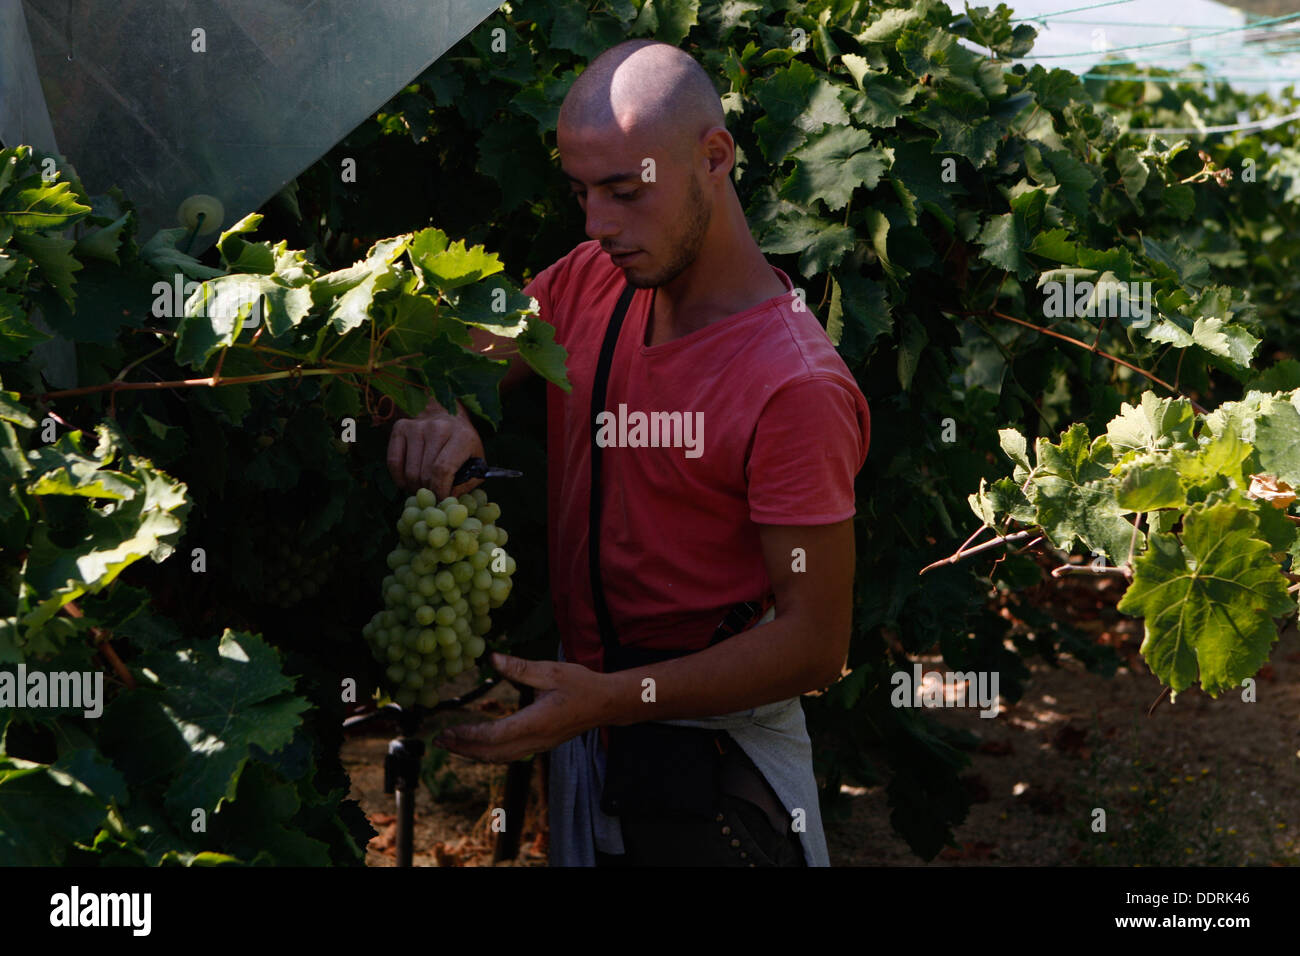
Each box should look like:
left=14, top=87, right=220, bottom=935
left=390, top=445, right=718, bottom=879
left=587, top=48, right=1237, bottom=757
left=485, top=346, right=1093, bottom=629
left=343, top=589, right=1300, bottom=866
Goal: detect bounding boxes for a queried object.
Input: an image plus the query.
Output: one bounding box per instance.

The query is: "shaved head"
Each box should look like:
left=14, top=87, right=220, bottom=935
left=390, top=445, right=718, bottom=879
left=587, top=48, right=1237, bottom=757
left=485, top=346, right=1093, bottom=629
left=559, top=39, right=725, bottom=167
left=557, top=40, right=730, bottom=289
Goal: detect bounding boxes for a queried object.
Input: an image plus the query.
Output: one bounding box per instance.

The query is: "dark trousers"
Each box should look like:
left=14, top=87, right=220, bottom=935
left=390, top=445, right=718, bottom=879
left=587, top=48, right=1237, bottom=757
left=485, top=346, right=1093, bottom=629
left=595, top=734, right=808, bottom=867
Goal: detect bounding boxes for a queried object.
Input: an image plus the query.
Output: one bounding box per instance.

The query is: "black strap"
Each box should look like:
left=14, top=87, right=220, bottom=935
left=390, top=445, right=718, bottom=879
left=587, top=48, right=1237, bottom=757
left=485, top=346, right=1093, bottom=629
left=589, top=282, right=637, bottom=671
left=588, top=282, right=774, bottom=673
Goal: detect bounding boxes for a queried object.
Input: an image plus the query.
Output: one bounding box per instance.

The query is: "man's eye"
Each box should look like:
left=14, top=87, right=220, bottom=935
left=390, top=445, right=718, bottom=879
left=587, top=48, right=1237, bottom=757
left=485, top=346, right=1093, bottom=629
left=613, top=191, right=638, bottom=201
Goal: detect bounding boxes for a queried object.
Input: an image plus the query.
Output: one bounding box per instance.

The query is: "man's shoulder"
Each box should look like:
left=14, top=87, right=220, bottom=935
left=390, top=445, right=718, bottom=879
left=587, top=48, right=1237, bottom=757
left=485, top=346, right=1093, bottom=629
left=743, top=297, right=860, bottom=394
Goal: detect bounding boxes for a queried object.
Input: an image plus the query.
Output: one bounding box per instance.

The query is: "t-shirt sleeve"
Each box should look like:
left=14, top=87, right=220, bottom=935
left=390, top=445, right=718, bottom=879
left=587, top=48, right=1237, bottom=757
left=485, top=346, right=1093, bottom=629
left=522, top=256, right=570, bottom=340
left=746, top=374, right=870, bottom=525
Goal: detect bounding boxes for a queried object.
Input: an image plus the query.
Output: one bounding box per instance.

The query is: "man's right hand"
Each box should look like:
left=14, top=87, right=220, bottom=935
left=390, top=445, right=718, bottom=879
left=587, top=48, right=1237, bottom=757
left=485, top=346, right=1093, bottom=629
left=386, top=400, right=486, bottom=499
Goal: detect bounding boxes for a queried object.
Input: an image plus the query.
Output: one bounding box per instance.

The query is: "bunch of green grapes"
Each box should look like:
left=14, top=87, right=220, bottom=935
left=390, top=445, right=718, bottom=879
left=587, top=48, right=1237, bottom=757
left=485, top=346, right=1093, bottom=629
left=362, top=487, right=516, bottom=709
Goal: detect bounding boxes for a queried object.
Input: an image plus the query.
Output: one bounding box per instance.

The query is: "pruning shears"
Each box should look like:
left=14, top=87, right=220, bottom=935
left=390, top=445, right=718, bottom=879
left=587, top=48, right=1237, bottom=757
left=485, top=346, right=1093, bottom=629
left=452, top=456, right=523, bottom=485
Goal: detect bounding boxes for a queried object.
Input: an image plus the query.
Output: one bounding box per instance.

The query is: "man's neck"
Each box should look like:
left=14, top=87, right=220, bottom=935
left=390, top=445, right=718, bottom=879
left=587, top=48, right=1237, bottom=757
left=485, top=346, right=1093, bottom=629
left=648, top=244, right=787, bottom=347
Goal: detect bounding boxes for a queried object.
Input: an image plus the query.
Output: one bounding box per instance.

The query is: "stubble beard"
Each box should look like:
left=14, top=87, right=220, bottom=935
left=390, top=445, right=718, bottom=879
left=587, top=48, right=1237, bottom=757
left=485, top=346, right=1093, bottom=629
left=624, top=174, right=711, bottom=290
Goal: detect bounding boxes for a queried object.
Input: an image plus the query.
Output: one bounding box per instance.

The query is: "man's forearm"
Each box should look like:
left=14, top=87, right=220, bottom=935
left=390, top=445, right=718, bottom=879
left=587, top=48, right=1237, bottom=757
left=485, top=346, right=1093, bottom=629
left=599, top=615, right=838, bottom=726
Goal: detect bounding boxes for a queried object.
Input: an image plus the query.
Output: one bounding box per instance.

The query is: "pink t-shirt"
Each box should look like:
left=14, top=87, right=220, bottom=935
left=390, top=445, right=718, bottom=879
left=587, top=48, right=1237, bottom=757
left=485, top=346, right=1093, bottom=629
left=523, top=239, right=871, bottom=673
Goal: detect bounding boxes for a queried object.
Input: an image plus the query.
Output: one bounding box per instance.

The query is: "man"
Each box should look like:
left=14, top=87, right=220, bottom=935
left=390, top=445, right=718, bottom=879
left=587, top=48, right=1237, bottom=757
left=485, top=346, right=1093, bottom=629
left=386, top=39, right=870, bottom=866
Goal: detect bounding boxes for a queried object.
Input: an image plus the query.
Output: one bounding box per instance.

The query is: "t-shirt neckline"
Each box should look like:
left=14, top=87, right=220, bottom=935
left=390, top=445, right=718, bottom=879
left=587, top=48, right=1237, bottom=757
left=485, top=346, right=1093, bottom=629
left=636, top=265, right=795, bottom=356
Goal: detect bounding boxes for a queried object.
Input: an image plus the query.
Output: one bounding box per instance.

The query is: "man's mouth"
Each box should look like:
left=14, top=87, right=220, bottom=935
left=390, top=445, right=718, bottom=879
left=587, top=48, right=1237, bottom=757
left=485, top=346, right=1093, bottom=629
left=608, top=249, right=641, bottom=265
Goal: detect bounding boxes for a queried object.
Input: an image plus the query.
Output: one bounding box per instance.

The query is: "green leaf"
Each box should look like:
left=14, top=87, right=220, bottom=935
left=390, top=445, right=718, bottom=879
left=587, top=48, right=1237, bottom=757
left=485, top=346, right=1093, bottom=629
left=968, top=475, right=1035, bottom=527
left=898, top=28, right=1003, bottom=98
left=139, top=228, right=227, bottom=281
left=1116, top=460, right=1183, bottom=512
left=840, top=71, right=918, bottom=128
left=411, top=231, right=503, bottom=294
left=752, top=61, right=850, bottom=164
left=12, top=233, right=80, bottom=305
left=1106, top=392, right=1197, bottom=457
left=632, top=0, right=701, bottom=44
left=72, top=212, right=130, bottom=265
left=913, top=92, right=1005, bottom=168
left=998, top=428, right=1031, bottom=471
left=0, top=302, right=49, bottom=361
left=1031, top=423, right=1141, bottom=561
left=976, top=187, right=1049, bottom=280
left=447, top=279, right=533, bottom=337
left=0, top=180, right=91, bottom=231
left=1116, top=504, right=1293, bottom=696
left=514, top=316, right=571, bottom=392
left=1115, top=148, right=1149, bottom=212
left=756, top=211, right=855, bottom=276
left=101, top=629, right=310, bottom=823
left=0, top=758, right=108, bottom=864
left=1254, top=399, right=1300, bottom=488
left=826, top=271, right=891, bottom=364
left=779, top=126, right=890, bottom=211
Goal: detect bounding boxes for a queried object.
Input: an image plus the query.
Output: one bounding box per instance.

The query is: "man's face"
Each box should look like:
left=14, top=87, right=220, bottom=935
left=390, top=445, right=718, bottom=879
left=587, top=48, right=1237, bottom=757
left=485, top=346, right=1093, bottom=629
left=557, top=121, right=712, bottom=289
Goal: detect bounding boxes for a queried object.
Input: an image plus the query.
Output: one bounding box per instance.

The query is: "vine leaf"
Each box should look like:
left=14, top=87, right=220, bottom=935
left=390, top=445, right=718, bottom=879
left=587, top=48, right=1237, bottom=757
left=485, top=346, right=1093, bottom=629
left=1116, top=503, right=1294, bottom=696
left=101, top=629, right=310, bottom=825
left=1030, top=423, right=1139, bottom=562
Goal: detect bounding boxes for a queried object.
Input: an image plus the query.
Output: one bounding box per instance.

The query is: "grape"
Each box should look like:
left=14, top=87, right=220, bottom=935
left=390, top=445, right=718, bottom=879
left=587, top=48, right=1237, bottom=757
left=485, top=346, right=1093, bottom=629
left=370, top=486, right=516, bottom=703
left=496, top=528, right=509, bottom=546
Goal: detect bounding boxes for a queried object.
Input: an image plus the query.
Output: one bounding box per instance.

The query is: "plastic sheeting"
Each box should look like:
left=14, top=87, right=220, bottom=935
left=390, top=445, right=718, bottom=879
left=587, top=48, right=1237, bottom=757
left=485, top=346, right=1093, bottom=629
left=2, top=0, right=503, bottom=245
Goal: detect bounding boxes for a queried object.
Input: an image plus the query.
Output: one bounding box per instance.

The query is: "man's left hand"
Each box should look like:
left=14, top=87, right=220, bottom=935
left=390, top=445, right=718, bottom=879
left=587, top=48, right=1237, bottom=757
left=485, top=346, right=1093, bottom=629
left=432, top=653, right=617, bottom=762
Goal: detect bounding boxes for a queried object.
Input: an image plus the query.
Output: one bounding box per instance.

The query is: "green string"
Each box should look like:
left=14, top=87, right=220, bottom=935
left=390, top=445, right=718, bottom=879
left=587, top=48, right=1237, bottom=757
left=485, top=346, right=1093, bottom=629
left=1016, top=10, right=1300, bottom=58
left=1009, top=0, right=1135, bottom=23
